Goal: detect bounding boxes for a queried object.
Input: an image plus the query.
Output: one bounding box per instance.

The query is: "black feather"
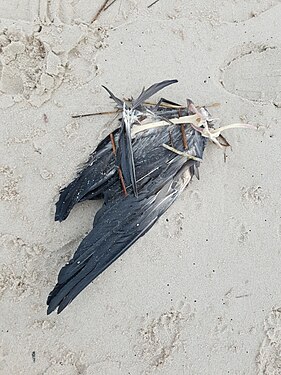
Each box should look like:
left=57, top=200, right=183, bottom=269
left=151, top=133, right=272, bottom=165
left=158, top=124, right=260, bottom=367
left=133, top=79, right=178, bottom=109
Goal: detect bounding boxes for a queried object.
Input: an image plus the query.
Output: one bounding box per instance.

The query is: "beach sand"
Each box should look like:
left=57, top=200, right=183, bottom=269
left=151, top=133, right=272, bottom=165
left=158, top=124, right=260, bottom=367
left=0, top=1, right=281, bottom=374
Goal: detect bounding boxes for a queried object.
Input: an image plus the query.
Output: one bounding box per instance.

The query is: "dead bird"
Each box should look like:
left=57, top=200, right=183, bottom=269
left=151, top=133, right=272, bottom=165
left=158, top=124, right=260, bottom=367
left=47, top=80, right=255, bottom=314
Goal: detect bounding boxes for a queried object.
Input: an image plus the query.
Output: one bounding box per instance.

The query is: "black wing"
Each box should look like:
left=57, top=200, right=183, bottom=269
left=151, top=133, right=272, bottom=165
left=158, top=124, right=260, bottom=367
left=47, top=158, right=194, bottom=314
left=55, top=130, right=119, bottom=222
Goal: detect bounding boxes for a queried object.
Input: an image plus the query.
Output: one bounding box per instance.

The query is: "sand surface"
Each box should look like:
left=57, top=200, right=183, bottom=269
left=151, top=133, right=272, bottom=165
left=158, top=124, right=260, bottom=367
left=0, top=1, right=281, bottom=374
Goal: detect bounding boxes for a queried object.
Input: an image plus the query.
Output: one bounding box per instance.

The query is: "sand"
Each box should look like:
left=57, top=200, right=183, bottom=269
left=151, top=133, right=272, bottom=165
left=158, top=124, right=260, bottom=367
left=0, top=1, right=281, bottom=374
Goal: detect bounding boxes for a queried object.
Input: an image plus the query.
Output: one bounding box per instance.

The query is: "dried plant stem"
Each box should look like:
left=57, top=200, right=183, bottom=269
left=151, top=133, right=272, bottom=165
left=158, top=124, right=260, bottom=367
left=72, top=110, right=119, bottom=119
left=162, top=144, right=202, bottom=162
left=109, top=133, right=117, bottom=155
left=104, top=0, right=117, bottom=11
left=110, top=133, right=128, bottom=196
left=131, top=114, right=202, bottom=136
left=91, top=0, right=111, bottom=23
left=148, top=0, right=160, bottom=8
left=118, top=169, right=128, bottom=196
left=181, top=124, right=188, bottom=149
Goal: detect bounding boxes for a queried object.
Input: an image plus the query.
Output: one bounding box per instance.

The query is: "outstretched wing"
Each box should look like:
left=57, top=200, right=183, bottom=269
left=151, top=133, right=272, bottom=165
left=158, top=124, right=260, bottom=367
left=47, top=159, right=194, bottom=314
left=55, top=130, right=119, bottom=222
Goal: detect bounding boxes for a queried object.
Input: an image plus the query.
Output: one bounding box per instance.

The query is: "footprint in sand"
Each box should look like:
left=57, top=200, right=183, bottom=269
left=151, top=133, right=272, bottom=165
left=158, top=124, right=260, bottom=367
left=135, top=301, right=192, bottom=372
left=257, top=309, right=281, bottom=373
left=220, top=44, right=281, bottom=104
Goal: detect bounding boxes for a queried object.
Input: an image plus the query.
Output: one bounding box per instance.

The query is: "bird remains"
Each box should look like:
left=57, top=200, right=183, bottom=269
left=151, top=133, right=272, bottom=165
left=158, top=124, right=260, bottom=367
left=47, top=79, right=255, bottom=314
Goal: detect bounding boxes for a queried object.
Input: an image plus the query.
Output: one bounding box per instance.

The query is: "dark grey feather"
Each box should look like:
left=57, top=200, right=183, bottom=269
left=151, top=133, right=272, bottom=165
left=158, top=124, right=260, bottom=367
left=132, top=79, right=178, bottom=109
left=102, top=85, right=124, bottom=108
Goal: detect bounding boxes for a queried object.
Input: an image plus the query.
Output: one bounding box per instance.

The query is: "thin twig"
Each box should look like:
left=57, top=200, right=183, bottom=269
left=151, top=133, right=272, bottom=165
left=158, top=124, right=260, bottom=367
left=72, top=110, right=119, bottom=119
left=110, top=132, right=128, bottom=196
left=143, top=101, right=184, bottom=109
left=181, top=124, right=188, bottom=149
left=104, top=0, right=117, bottom=11
left=91, top=0, right=111, bottom=23
left=148, top=0, right=160, bottom=8
left=131, top=114, right=202, bottom=136
left=179, top=109, right=188, bottom=149
left=118, top=168, right=128, bottom=196
left=109, top=133, right=117, bottom=155
left=162, top=144, right=202, bottom=162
